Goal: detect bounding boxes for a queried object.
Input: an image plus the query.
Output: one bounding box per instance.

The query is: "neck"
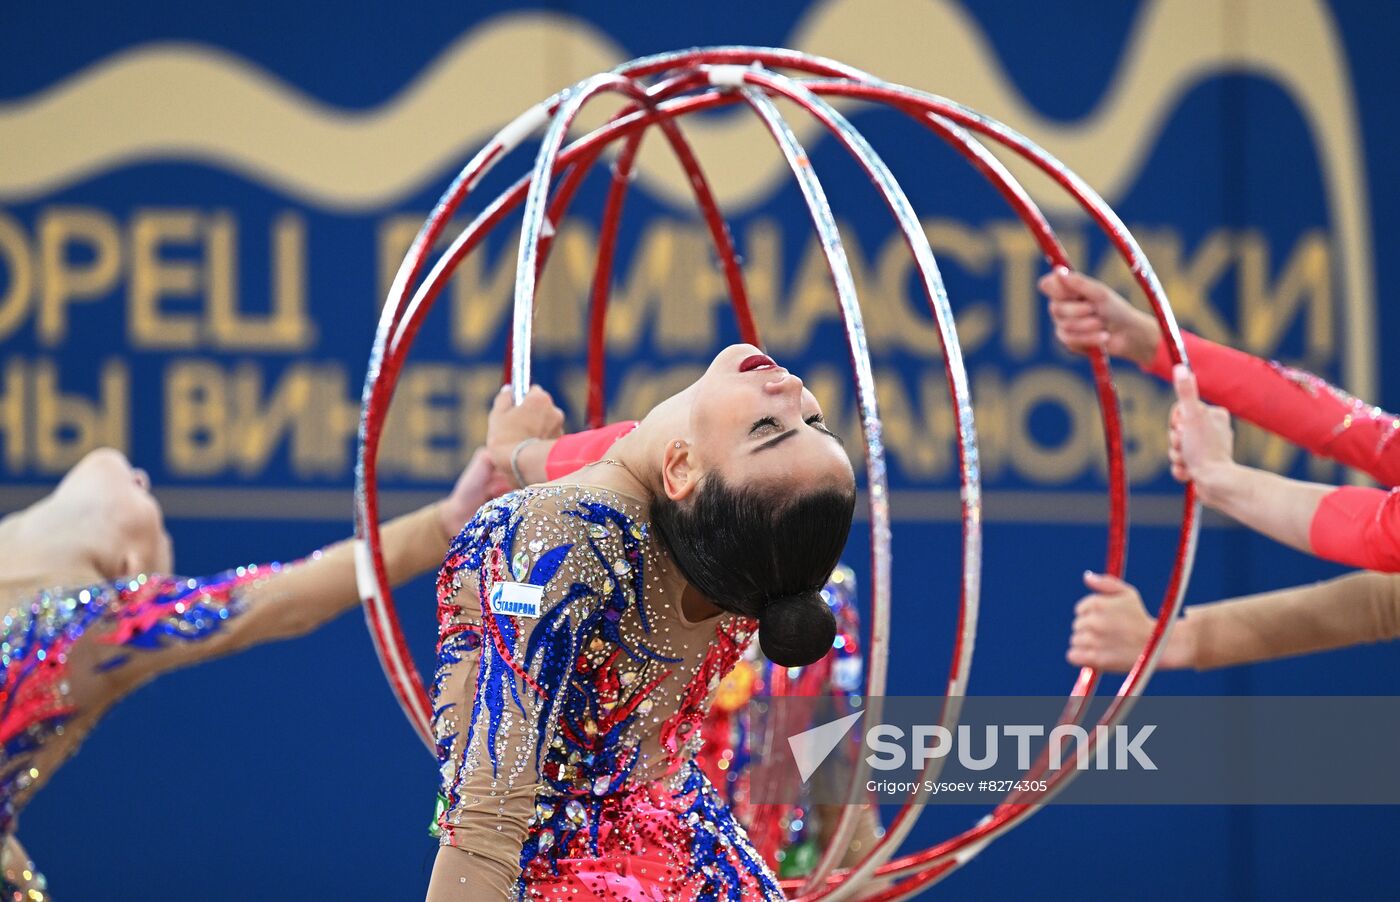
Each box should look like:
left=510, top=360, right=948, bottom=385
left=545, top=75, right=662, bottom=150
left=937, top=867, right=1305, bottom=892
left=0, top=504, right=106, bottom=597
left=605, top=420, right=672, bottom=500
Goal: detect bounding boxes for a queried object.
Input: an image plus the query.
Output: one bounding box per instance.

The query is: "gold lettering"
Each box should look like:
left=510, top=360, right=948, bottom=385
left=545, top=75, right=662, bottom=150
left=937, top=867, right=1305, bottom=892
left=988, top=222, right=1043, bottom=357
left=129, top=209, right=201, bottom=349
left=1238, top=229, right=1332, bottom=360
left=1007, top=366, right=1096, bottom=483
left=33, top=358, right=128, bottom=471
left=0, top=359, right=26, bottom=470
left=209, top=212, right=316, bottom=349
left=165, top=360, right=228, bottom=476
left=0, top=212, right=34, bottom=341
left=38, top=208, right=121, bottom=346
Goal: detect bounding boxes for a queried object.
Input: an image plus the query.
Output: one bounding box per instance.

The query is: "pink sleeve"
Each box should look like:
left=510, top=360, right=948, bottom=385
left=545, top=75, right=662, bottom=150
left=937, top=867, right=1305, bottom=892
left=544, top=421, right=640, bottom=480
left=1146, top=332, right=1400, bottom=486
left=1309, top=486, right=1400, bottom=572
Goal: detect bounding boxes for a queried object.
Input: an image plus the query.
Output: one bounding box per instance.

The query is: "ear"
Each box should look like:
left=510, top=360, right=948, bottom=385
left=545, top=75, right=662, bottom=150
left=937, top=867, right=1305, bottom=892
left=120, top=547, right=144, bottom=580
left=661, top=440, right=699, bottom=501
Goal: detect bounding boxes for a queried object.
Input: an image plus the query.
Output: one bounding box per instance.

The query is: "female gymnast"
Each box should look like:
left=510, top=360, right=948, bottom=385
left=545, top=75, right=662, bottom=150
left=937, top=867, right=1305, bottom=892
left=1043, top=269, right=1400, bottom=671
left=1042, top=267, right=1400, bottom=571
left=488, top=390, right=882, bottom=878
left=0, top=440, right=532, bottom=900
left=427, top=343, right=857, bottom=900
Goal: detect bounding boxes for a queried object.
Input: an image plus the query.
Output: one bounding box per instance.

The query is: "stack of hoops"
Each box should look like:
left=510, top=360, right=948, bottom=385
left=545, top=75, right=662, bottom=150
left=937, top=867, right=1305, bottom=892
left=353, top=47, right=1202, bottom=899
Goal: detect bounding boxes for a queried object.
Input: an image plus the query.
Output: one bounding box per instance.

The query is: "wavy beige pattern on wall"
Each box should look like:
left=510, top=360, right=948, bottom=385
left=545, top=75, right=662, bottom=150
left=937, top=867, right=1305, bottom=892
left=0, top=0, right=1374, bottom=403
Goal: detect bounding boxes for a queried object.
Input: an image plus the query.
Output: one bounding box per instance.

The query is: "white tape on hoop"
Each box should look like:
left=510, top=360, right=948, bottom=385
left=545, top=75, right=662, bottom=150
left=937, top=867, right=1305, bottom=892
left=354, top=537, right=378, bottom=602
left=497, top=101, right=553, bottom=151
left=708, top=65, right=751, bottom=89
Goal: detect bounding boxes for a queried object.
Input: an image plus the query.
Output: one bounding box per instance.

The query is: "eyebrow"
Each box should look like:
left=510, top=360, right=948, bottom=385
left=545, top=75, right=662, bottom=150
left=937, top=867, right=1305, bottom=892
left=752, top=429, right=798, bottom=452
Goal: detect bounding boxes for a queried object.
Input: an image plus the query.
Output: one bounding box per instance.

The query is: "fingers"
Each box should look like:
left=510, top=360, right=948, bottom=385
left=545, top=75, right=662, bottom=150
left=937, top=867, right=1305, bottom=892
left=1043, top=269, right=1117, bottom=354
left=1066, top=619, right=1105, bottom=669
left=1048, top=299, right=1096, bottom=319
left=1082, top=569, right=1128, bottom=594
left=1051, top=309, right=1108, bottom=337
left=1172, top=364, right=1200, bottom=407
left=1037, top=267, right=1080, bottom=300
left=1036, top=269, right=1067, bottom=298
left=1057, top=269, right=1112, bottom=301
left=486, top=471, right=514, bottom=498
left=1068, top=571, right=1147, bottom=671
left=1037, top=267, right=1114, bottom=303
left=495, top=384, right=555, bottom=407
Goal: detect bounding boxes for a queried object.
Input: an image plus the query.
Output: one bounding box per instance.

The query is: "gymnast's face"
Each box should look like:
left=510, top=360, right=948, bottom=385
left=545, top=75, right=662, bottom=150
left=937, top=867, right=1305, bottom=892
left=663, top=344, right=854, bottom=500
left=50, top=448, right=173, bottom=579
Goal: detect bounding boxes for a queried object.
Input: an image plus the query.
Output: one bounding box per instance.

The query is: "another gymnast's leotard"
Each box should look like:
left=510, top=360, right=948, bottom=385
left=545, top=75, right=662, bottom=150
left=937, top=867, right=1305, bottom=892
left=1146, top=331, right=1400, bottom=570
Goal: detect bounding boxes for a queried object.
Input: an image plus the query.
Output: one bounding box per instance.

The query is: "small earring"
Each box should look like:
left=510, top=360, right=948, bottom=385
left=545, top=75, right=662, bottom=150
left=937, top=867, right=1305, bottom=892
left=674, top=441, right=684, bottom=449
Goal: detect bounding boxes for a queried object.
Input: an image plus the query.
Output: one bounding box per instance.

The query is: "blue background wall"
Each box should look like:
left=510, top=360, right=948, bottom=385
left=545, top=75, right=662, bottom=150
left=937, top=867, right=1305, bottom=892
left=1, top=1, right=1396, bottom=899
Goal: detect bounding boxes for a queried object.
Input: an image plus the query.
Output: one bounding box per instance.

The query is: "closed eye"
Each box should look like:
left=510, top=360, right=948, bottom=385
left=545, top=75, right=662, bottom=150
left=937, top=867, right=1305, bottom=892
left=806, top=414, right=843, bottom=445
left=748, top=416, right=781, bottom=435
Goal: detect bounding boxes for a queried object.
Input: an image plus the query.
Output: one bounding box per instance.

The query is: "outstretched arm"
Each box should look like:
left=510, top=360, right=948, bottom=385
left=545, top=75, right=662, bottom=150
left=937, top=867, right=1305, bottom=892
left=1043, top=268, right=1400, bottom=486
left=106, top=450, right=510, bottom=685
left=1067, top=570, right=1400, bottom=672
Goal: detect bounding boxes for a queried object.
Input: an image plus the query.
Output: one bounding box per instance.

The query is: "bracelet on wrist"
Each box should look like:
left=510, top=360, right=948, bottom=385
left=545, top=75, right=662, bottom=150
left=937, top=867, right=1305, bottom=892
left=510, top=437, right=542, bottom=488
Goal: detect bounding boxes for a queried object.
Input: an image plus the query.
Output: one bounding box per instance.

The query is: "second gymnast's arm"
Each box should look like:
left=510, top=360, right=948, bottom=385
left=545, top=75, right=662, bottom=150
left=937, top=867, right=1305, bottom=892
left=1142, top=331, right=1400, bottom=487
left=1186, top=570, right=1400, bottom=669
left=1068, top=570, right=1400, bottom=671
left=115, top=451, right=505, bottom=682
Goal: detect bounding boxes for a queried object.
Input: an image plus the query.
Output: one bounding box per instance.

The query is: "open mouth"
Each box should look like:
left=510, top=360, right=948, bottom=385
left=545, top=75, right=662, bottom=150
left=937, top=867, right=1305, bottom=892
left=739, top=353, right=779, bottom=373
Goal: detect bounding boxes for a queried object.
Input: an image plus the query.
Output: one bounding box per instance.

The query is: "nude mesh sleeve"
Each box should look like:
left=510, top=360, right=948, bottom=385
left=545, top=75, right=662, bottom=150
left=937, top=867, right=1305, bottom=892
left=113, top=504, right=449, bottom=683
left=428, top=493, right=610, bottom=899
left=1187, top=570, right=1400, bottom=669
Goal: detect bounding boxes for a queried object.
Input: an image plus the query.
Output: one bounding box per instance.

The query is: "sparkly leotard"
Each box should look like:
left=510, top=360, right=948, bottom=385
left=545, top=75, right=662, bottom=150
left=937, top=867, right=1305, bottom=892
left=431, top=484, right=784, bottom=900
left=0, top=498, right=450, bottom=900
left=0, top=566, right=276, bottom=901
left=696, top=565, right=865, bottom=876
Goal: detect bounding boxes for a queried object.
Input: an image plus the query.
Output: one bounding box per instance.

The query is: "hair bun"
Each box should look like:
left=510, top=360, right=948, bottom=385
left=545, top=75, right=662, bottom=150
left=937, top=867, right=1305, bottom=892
left=758, top=590, right=837, bottom=668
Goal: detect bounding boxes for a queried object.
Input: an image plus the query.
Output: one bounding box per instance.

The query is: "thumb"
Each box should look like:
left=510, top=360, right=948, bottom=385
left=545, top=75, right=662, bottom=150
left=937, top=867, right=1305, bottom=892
left=1172, top=365, right=1201, bottom=408
left=1083, top=569, right=1129, bottom=594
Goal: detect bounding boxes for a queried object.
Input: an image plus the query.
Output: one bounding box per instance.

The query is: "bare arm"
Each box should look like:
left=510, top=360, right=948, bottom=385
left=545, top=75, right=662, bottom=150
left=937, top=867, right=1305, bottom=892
left=1192, top=462, right=1332, bottom=557
left=1168, top=365, right=1317, bottom=555
left=108, top=502, right=451, bottom=685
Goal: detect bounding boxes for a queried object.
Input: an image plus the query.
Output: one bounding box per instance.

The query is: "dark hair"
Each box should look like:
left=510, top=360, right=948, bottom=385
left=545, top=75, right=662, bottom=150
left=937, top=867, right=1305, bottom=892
left=651, top=473, right=856, bottom=667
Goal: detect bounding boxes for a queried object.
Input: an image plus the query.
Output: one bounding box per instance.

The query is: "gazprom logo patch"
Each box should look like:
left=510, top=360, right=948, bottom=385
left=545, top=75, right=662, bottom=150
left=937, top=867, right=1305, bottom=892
left=488, top=581, right=543, bottom=619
